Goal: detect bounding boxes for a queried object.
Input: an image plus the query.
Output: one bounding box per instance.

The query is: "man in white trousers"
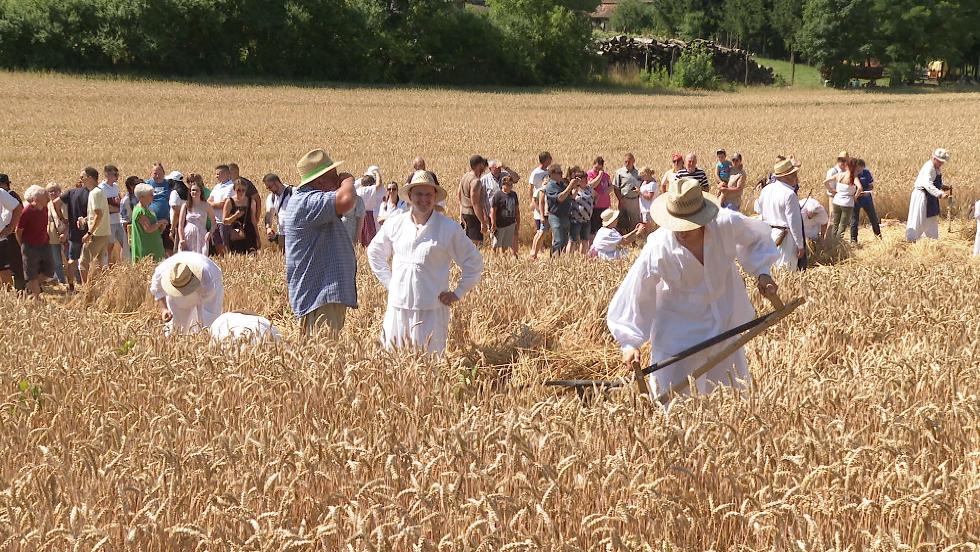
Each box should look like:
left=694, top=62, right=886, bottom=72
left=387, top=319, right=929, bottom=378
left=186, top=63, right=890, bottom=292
left=150, top=251, right=223, bottom=335
left=758, top=158, right=805, bottom=271
left=906, top=148, right=951, bottom=242
left=607, top=178, right=780, bottom=400
left=367, top=170, right=483, bottom=354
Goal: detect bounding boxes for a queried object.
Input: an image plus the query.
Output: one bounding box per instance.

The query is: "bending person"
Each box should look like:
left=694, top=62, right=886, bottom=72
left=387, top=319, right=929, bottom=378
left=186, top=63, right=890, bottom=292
left=367, top=170, right=483, bottom=354
left=607, top=178, right=780, bottom=400
left=150, top=251, right=223, bottom=335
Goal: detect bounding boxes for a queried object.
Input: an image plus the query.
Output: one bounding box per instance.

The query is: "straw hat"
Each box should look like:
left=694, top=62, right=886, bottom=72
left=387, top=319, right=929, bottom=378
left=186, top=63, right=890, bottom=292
left=600, top=209, right=621, bottom=228
left=297, top=149, right=343, bottom=186
left=837, top=150, right=849, bottom=160
left=160, top=257, right=205, bottom=297
left=400, top=170, right=447, bottom=204
left=932, top=148, right=950, bottom=163
left=649, top=177, right=719, bottom=232
left=772, top=158, right=799, bottom=178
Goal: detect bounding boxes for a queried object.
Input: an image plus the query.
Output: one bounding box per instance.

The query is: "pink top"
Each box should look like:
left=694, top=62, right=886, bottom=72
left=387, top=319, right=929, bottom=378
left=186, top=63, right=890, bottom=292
left=588, top=169, right=612, bottom=209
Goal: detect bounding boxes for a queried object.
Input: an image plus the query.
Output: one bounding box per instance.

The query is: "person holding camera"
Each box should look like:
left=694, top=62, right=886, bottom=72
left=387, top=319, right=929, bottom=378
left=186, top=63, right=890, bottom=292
left=262, top=173, right=292, bottom=252
left=544, top=164, right=578, bottom=256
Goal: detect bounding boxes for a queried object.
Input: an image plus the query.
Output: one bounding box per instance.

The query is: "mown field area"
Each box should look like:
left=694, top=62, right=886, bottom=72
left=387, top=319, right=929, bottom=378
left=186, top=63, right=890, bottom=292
left=1, top=72, right=979, bottom=550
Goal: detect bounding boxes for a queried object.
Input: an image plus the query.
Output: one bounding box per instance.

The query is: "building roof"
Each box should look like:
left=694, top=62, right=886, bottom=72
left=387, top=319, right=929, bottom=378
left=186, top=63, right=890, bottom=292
left=592, top=0, right=654, bottom=20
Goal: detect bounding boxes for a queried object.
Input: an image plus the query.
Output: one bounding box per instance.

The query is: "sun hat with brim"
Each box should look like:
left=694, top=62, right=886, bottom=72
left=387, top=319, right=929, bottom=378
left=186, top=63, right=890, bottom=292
left=297, top=149, right=343, bottom=186
left=400, top=170, right=447, bottom=204
left=160, top=259, right=205, bottom=297
left=649, top=177, right=720, bottom=232
left=600, top=209, right=621, bottom=228
left=932, top=148, right=950, bottom=163
left=772, top=159, right=799, bottom=178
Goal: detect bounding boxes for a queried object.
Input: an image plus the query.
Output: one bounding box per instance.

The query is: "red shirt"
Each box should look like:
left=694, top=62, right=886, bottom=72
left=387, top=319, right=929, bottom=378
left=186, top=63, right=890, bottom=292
left=17, top=205, right=49, bottom=247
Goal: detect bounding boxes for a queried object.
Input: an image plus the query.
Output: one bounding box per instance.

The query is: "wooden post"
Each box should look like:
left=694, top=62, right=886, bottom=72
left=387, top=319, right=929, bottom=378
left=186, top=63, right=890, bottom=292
left=790, top=51, right=796, bottom=85
left=744, top=50, right=749, bottom=86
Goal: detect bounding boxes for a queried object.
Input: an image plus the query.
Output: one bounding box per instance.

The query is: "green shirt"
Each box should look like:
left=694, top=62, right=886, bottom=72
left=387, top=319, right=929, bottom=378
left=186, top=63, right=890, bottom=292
left=131, top=204, right=165, bottom=262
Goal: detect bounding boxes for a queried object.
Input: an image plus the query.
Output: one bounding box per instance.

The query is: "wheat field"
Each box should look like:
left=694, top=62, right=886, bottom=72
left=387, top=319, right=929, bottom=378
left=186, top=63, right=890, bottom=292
left=1, top=72, right=980, bottom=550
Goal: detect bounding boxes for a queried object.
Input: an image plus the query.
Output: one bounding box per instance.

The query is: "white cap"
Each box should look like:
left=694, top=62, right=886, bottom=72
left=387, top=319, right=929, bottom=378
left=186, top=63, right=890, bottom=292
left=167, top=171, right=184, bottom=181
left=932, top=148, right=950, bottom=163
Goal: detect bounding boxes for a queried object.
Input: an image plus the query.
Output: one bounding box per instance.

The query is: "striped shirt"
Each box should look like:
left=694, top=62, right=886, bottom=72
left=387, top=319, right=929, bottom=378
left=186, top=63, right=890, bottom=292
left=675, top=167, right=710, bottom=190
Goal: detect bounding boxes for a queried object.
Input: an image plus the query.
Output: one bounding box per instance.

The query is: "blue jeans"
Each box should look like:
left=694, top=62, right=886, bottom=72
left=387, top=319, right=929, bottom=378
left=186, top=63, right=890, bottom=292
left=548, top=215, right=570, bottom=255
left=850, top=198, right=881, bottom=242
left=49, top=244, right=66, bottom=283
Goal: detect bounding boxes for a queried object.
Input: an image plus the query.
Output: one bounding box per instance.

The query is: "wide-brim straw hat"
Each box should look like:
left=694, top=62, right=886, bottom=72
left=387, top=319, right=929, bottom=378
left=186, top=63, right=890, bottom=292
left=932, top=148, right=950, bottom=163
left=772, top=158, right=799, bottom=178
left=297, top=149, right=343, bottom=186
left=400, top=170, right=447, bottom=204
left=160, top=257, right=205, bottom=297
left=837, top=150, right=849, bottom=160
left=649, top=177, right=719, bottom=232
left=601, top=209, right=621, bottom=228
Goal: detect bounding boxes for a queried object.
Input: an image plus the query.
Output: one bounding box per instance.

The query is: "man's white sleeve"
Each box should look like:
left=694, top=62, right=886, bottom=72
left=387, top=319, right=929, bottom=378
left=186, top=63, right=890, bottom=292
left=366, top=220, right=394, bottom=289
left=607, top=248, right=659, bottom=352
left=450, top=225, right=484, bottom=299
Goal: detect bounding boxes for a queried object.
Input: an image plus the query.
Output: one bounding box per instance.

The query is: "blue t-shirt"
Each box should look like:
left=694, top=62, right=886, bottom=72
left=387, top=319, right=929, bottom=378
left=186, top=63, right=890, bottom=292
left=716, top=160, right=732, bottom=182
left=544, top=180, right=572, bottom=219
left=279, top=185, right=358, bottom=315
left=146, top=178, right=173, bottom=223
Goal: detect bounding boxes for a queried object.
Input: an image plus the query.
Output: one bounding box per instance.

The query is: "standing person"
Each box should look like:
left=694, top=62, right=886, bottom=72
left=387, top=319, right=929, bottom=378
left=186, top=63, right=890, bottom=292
left=0, top=176, right=24, bottom=290
left=482, top=161, right=520, bottom=216
left=823, top=158, right=858, bottom=240
left=341, top=192, right=366, bottom=247
left=262, top=173, right=292, bottom=253
left=229, top=163, right=261, bottom=240
left=825, top=151, right=848, bottom=222
left=458, top=155, right=488, bottom=245
left=166, top=171, right=186, bottom=252
left=715, top=149, right=732, bottom=186
left=367, top=170, right=483, bottom=354
left=223, top=179, right=259, bottom=255
left=611, top=153, right=641, bottom=235
left=660, top=153, right=684, bottom=193
left=906, top=148, right=952, bottom=242
left=587, top=156, right=612, bottom=238
left=490, top=175, right=520, bottom=257
left=130, top=183, right=168, bottom=262
left=758, top=159, right=805, bottom=272
left=78, top=167, right=111, bottom=284
left=719, top=153, right=746, bottom=211
left=529, top=151, right=553, bottom=259
left=208, top=165, right=235, bottom=256
left=355, top=169, right=384, bottom=247
left=675, top=153, right=710, bottom=191
left=278, top=149, right=358, bottom=335
left=377, top=182, right=407, bottom=226
left=44, top=183, right=67, bottom=286
left=54, top=175, right=89, bottom=287
left=637, top=166, right=658, bottom=226
left=15, top=185, right=55, bottom=297
left=150, top=251, right=223, bottom=335
left=544, top=164, right=576, bottom=255
left=607, top=177, right=780, bottom=400
left=99, top=164, right=128, bottom=264
left=177, top=176, right=216, bottom=255
left=850, top=159, right=882, bottom=242
left=568, top=166, right=594, bottom=254
left=145, top=163, right=175, bottom=255
left=119, top=176, right=140, bottom=252
left=589, top=209, right=645, bottom=260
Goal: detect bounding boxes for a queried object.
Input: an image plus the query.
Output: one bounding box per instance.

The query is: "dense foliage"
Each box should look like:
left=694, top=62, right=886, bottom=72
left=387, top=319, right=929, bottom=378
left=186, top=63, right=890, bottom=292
left=0, top=0, right=598, bottom=85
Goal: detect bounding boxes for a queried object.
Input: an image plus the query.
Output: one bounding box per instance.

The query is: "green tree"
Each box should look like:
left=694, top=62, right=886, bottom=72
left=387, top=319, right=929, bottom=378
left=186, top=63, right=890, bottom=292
left=769, top=0, right=803, bottom=83
left=723, top=0, right=765, bottom=84
left=796, top=0, right=873, bottom=86
left=609, top=0, right=654, bottom=34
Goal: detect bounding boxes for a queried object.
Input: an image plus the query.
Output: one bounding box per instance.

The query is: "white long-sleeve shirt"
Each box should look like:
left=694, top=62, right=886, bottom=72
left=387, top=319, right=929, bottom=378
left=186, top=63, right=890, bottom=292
left=367, top=210, right=484, bottom=310
left=150, top=252, right=224, bottom=334
left=607, top=209, right=778, bottom=355
left=758, top=180, right=805, bottom=252
left=800, top=198, right=829, bottom=240
left=913, top=161, right=944, bottom=197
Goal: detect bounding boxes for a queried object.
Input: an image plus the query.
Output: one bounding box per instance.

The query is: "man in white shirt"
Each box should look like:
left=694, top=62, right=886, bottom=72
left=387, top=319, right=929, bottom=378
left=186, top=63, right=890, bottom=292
left=98, top=164, right=128, bottom=264
left=608, top=177, right=780, bottom=400
left=367, top=170, right=483, bottom=354
left=758, top=159, right=805, bottom=272
left=528, top=151, right=552, bottom=259
left=209, top=164, right=235, bottom=255
left=262, top=173, right=292, bottom=252
left=79, top=167, right=111, bottom=284
left=906, top=148, right=951, bottom=242
left=0, top=180, right=23, bottom=290
left=150, top=251, right=224, bottom=335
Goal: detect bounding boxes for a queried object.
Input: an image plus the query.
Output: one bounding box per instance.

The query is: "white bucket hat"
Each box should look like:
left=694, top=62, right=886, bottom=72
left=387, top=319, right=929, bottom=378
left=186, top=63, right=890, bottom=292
left=932, top=148, right=950, bottom=163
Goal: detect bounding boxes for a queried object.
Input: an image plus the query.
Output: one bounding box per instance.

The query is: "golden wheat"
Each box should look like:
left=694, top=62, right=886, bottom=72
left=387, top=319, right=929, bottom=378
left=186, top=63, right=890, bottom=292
left=1, top=71, right=979, bottom=550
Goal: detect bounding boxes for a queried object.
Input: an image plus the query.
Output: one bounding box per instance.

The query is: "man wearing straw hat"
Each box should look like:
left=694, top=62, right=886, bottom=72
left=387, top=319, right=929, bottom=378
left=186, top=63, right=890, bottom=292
left=607, top=177, right=780, bottom=399
left=149, top=251, right=223, bottom=335
left=279, top=149, right=358, bottom=336
left=367, top=170, right=483, bottom=354
left=758, top=158, right=805, bottom=272
left=906, top=148, right=952, bottom=242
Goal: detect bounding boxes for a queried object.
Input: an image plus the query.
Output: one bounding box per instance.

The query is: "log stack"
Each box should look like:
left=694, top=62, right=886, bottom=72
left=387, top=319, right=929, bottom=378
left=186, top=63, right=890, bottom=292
left=598, top=35, right=775, bottom=85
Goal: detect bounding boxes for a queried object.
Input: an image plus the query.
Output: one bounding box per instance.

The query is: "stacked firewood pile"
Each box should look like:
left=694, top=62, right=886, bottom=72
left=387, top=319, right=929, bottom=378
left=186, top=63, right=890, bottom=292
left=598, top=35, right=775, bottom=85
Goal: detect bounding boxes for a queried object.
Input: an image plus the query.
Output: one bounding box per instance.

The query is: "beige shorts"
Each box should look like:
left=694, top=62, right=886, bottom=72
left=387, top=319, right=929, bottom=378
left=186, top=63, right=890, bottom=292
left=300, top=302, right=347, bottom=336
left=80, top=235, right=110, bottom=267
left=493, top=224, right=517, bottom=249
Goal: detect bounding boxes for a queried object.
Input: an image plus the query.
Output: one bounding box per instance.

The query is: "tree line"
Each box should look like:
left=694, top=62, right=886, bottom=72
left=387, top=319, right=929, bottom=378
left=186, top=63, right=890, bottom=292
left=611, top=0, right=980, bottom=87
left=0, top=0, right=597, bottom=86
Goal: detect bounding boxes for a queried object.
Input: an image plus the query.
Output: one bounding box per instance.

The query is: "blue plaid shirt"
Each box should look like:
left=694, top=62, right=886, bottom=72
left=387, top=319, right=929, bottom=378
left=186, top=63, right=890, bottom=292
left=280, top=185, right=358, bottom=316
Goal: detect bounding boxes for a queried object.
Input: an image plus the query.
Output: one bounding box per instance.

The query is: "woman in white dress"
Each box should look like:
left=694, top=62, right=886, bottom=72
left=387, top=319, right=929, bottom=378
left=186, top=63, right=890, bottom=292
left=178, top=176, right=217, bottom=255
left=906, top=148, right=951, bottom=242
